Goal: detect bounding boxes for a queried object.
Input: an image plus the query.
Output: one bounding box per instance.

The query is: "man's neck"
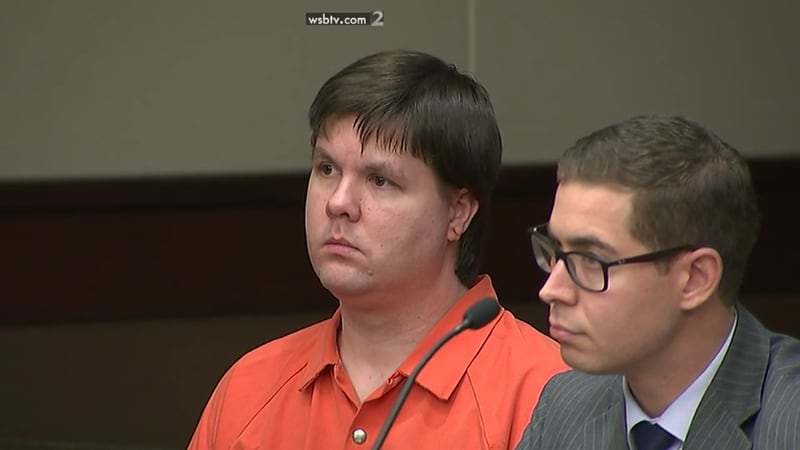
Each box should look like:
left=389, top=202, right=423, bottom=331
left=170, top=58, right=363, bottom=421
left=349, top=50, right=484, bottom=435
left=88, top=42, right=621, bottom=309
left=336, top=280, right=468, bottom=402
left=625, top=304, right=735, bottom=417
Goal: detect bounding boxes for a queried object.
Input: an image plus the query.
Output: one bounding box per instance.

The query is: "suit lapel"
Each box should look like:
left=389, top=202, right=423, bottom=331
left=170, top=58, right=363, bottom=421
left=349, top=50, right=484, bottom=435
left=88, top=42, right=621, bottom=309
left=580, top=378, right=628, bottom=450
left=684, top=305, right=769, bottom=450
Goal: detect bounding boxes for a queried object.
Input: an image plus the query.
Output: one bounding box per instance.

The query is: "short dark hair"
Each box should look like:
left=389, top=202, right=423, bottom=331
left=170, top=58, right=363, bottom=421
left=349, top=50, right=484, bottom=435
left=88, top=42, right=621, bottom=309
left=557, top=115, right=759, bottom=303
left=308, top=50, right=503, bottom=286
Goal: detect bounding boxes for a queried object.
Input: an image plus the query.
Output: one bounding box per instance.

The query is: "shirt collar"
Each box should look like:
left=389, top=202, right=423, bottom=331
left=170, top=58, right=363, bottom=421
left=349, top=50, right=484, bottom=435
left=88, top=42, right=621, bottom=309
left=397, top=274, right=500, bottom=400
left=297, top=308, right=342, bottom=391
left=624, top=309, right=738, bottom=449
left=296, top=275, right=501, bottom=399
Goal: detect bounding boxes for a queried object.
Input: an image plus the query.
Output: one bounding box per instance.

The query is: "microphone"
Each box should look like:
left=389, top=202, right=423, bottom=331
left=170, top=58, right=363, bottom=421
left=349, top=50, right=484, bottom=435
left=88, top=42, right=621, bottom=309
left=371, top=297, right=501, bottom=450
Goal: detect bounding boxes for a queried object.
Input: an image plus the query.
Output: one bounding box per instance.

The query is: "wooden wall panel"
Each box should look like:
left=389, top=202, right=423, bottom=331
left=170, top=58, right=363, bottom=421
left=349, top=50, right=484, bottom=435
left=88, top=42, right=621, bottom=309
left=1, top=159, right=797, bottom=331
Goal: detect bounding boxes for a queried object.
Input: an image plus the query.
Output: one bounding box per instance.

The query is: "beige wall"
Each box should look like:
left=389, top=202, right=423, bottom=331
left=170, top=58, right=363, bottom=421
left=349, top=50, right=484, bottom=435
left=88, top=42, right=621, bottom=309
left=1, top=0, right=798, bottom=180
left=479, top=0, right=800, bottom=164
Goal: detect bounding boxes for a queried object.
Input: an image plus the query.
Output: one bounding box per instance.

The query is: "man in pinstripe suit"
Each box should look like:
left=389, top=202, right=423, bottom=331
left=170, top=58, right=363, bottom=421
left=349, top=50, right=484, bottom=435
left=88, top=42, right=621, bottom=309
left=515, top=115, right=800, bottom=450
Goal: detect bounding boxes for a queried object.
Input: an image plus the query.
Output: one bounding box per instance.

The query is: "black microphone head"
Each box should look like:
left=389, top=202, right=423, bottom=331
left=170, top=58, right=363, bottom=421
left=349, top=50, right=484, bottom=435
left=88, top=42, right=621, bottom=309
left=462, top=298, right=500, bottom=330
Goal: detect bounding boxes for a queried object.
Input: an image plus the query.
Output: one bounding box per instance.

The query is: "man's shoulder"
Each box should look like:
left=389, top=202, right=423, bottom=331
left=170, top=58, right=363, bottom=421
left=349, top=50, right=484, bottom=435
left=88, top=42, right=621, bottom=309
left=767, top=331, right=800, bottom=374
left=543, top=370, right=618, bottom=397
left=736, top=305, right=800, bottom=396
left=476, top=310, right=568, bottom=374
left=538, top=370, right=621, bottom=415
left=193, top=318, right=333, bottom=439
left=493, top=310, right=562, bottom=352
left=523, top=369, right=623, bottom=447
left=744, top=332, right=800, bottom=447
left=762, top=331, right=800, bottom=407
left=226, top=318, right=331, bottom=382
left=724, top=308, right=800, bottom=445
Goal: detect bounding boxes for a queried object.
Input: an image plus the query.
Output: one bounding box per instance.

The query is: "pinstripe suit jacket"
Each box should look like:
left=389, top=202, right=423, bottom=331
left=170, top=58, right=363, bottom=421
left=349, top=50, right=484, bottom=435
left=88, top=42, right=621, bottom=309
left=515, top=306, right=800, bottom=449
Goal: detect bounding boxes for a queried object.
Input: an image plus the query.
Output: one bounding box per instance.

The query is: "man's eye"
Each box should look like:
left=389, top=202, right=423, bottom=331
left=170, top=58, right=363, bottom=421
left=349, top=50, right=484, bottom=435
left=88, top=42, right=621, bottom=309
left=369, top=175, right=388, bottom=187
left=319, top=163, right=334, bottom=175
left=576, top=253, right=604, bottom=268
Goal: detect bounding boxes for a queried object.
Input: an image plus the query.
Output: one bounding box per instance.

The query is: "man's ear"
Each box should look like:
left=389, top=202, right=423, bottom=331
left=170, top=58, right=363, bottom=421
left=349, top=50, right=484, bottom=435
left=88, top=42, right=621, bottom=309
left=447, top=188, right=479, bottom=242
left=678, top=247, right=723, bottom=311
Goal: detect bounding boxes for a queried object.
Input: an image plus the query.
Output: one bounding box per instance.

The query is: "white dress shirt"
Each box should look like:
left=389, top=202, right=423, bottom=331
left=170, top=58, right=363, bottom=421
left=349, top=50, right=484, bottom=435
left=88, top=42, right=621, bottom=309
left=624, top=310, right=737, bottom=450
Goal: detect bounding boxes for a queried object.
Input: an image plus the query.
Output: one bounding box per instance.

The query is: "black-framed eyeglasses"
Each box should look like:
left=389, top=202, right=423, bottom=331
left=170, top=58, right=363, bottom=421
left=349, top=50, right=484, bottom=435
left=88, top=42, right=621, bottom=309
left=527, top=223, right=700, bottom=293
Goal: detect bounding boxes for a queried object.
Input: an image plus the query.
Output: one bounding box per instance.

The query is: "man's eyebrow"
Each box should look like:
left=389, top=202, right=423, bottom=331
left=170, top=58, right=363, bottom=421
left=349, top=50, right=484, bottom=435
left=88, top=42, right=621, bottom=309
left=364, top=156, right=408, bottom=179
left=571, top=236, right=615, bottom=251
left=364, top=160, right=394, bottom=174
left=310, top=147, right=406, bottom=178
left=310, top=146, right=331, bottom=160
left=553, top=232, right=617, bottom=255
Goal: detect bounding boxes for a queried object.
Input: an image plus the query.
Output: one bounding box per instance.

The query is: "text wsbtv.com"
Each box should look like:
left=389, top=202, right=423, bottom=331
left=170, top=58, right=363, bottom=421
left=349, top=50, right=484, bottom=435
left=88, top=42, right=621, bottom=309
left=306, top=12, right=385, bottom=26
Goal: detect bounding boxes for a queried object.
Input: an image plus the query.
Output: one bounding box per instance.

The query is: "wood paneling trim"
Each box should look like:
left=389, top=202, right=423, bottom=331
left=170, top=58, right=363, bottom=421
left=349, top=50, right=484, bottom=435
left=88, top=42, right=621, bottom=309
left=1, top=158, right=797, bottom=326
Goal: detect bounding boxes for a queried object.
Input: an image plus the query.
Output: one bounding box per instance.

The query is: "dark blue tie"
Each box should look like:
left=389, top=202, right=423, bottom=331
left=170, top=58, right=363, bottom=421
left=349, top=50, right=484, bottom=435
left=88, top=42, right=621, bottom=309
left=632, top=421, right=676, bottom=450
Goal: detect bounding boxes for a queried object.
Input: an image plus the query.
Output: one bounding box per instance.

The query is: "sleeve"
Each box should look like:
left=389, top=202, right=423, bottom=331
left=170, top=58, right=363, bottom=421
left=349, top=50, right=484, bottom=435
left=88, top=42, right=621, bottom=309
left=186, top=371, right=234, bottom=450
left=513, top=376, right=555, bottom=450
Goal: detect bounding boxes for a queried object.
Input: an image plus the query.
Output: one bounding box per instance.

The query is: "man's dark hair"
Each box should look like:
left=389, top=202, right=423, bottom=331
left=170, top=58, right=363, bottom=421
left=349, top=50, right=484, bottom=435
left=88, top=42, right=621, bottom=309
left=558, top=114, right=760, bottom=303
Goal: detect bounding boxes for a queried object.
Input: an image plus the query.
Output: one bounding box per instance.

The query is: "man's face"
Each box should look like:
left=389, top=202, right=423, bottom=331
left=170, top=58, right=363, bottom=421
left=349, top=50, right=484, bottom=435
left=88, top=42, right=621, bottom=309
left=540, top=182, right=685, bottom=375
left=305, top=116, right=462, bottom=305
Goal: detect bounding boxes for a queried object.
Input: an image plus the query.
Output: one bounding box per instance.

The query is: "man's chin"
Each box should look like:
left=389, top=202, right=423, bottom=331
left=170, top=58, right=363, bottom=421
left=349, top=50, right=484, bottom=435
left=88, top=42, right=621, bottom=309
left=561, top=348, right=619, bottom=375
left=319, top=274, right=373, bottom=299
left=564, top=360, right=620, bottom=376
